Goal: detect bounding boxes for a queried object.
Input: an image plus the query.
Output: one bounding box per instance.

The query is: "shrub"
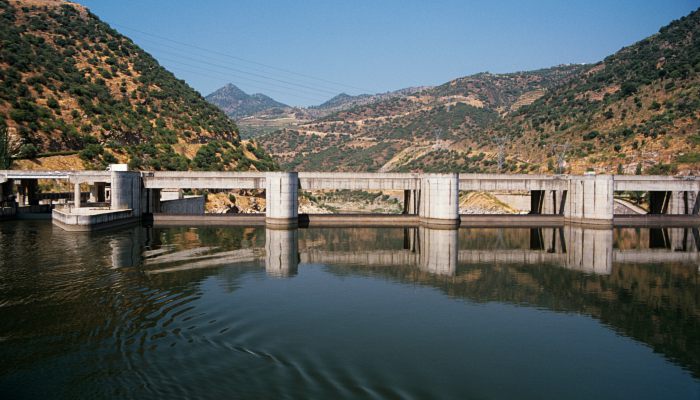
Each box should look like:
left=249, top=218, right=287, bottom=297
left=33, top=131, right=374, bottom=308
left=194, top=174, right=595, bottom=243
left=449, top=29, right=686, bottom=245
left=17, top=143, right=38, bottom=159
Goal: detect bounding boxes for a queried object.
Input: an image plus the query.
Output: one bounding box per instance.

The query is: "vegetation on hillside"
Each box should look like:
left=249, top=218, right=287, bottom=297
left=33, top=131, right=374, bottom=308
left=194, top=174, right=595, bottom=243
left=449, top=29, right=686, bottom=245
left=0, top=0, right=274, bottom=171
left=499, top=7, right=700, bottom=175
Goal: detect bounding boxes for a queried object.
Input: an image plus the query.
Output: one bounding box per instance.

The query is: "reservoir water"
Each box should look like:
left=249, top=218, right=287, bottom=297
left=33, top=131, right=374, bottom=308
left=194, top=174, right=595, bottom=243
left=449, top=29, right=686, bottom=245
left=0, top=221, right=698, bottom=399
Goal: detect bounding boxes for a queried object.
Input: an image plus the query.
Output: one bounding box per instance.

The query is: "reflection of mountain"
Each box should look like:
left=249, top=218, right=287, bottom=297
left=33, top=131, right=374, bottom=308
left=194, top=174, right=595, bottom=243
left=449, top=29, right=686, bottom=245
left=136, top=225, right=699, bottom=377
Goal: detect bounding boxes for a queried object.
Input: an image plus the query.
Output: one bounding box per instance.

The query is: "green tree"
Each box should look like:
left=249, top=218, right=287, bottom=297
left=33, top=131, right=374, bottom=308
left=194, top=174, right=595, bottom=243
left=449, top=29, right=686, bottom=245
left=0, top=124, right=11, bottom=169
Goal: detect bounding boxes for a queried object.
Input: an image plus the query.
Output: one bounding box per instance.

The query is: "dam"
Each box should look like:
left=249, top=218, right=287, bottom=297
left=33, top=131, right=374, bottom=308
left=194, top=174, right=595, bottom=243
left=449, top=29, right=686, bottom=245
left=1, top=166, right=699, bottom=230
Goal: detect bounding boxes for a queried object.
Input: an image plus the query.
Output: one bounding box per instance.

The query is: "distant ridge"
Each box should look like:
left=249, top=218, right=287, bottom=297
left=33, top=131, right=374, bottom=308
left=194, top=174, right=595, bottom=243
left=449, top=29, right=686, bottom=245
left=205, top=83, right=288, bottom=119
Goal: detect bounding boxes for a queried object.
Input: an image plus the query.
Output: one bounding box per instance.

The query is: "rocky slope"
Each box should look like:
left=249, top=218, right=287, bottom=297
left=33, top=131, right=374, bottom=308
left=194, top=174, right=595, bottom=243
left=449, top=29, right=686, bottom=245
left=0, top=0, right=274, bottom=171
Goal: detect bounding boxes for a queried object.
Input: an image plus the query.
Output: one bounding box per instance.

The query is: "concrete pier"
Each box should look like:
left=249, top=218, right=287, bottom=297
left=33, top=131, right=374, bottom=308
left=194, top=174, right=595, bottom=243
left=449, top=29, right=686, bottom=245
left=566, top=175, right=614, bottom=225
left=419, top=173, right=459, bottom=228
left=111, top=170, right=142, bottom=214
left=265, top=172, right=299, bottom=228
left=74, top=182, right=81, bottom=208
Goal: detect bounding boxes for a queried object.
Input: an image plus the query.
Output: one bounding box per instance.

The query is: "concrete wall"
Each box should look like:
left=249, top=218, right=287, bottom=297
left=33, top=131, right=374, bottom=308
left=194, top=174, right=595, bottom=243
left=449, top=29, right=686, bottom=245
left=160, top=196, right=205, bottom=215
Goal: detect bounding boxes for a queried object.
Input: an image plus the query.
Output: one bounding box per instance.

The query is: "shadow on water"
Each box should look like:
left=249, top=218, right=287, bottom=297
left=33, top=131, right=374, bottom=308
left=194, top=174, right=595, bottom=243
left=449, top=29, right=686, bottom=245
left=0, top=220, right=698, bottom=398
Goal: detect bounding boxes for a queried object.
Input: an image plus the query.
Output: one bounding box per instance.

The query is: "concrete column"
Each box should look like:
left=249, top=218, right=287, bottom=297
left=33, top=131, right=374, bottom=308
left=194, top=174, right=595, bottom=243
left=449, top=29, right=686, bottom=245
left=17, top=181, right=25, bottom=206
left=74, top=182, right=81, bottom=208
left=565, top=175, right=613, bottom=225
left=25, top=179, right=39, bottom=206
left=89, top=185, right=97, bottom=203
left=265, top=172, right=298, bottom=228
left=564, top=225, right=612, bottom=275
left=265, top=228, right=299, bottom=277
left=111, top=171, right=142, bottom=215
left=418, top=227, right=457, bottom=276
left=403, top=189, right=419, bottom=215
left=419, top=173, right=459, bottom=228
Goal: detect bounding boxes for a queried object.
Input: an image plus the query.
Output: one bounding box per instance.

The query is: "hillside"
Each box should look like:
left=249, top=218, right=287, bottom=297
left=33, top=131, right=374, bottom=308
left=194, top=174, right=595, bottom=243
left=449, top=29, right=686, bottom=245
left=498, top=8, right=700, bottom=175
left=258, top=65, right=584, bottom=171
left=205, top=83, right=288, bottom=119
left=257, top=8, right=700, bottom=175
left=0, top=0, right=275, bottom=171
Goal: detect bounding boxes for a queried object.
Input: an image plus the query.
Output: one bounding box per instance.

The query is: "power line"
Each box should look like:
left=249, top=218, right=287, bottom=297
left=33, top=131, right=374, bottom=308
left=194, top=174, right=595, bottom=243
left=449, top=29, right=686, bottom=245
left=132, top=35, right=353, bottom=95
left=147, top=45, right=340, bottom=96
left=112, top=23, right=374, bottom=93
left=157, top=56, right=332, bottom=102
left=165, top=63, right=330, bottom=104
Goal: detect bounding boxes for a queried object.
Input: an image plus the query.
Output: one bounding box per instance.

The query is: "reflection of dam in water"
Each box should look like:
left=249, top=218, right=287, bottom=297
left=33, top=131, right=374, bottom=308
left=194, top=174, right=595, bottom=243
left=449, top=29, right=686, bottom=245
left=122, top=225, right=700, bottom=277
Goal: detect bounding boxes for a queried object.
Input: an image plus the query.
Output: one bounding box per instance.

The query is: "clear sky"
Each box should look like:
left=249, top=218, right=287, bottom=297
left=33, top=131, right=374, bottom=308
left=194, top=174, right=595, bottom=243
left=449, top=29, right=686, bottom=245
left=76, top=0, right=699, bottom=106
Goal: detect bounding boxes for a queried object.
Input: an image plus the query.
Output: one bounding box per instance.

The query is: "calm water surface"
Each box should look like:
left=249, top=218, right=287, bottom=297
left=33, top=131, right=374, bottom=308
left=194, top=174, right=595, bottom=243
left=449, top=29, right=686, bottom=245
left=0, top=221, right=698, bottom=399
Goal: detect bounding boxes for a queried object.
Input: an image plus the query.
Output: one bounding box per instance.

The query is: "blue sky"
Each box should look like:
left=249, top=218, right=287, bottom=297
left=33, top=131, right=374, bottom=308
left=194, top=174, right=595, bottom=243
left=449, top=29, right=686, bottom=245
left=76, top=0, right=699, bottom=106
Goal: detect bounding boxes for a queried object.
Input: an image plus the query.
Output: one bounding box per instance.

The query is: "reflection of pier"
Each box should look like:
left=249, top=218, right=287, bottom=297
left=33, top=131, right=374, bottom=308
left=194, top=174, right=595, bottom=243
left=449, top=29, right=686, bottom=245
left=136, top=225, right=700, bottom=277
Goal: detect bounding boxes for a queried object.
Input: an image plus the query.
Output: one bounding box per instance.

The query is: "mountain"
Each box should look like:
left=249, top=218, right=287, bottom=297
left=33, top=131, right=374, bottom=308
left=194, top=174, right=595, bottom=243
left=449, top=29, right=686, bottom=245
left=258, top=65, right=584, bottom=171
left=0, top=0, right=275, bottom=171
left=257, top=7, right=700, bottom=175
left=205, top=83, right=288, bottom=119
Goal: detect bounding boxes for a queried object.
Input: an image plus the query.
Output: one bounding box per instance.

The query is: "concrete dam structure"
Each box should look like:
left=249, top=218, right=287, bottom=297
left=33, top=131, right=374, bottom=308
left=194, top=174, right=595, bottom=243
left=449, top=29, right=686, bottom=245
left=1, top=168, right=699, bottom=230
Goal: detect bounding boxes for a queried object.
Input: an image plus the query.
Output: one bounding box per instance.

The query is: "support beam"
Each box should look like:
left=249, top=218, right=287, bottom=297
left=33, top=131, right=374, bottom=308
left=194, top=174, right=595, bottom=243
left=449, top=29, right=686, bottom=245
left=265, top=172, right=298, bottom=228
left=419, top=173, right=459, bottom=228
left=74, top=182, right=81, bottom=208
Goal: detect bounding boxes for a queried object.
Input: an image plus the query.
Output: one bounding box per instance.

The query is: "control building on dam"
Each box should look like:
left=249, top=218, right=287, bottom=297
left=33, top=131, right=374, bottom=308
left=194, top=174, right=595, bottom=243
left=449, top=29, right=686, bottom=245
left=1, top=166, right=699, bottom=231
